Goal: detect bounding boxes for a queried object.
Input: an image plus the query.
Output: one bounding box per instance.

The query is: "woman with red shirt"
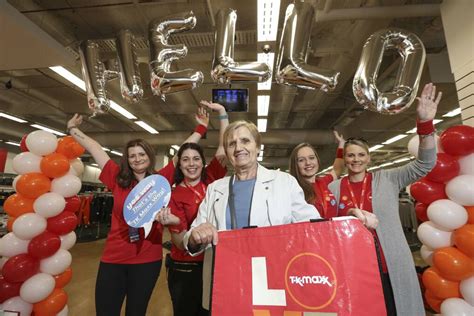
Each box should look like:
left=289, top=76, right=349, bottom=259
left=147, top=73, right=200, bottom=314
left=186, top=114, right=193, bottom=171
left=156, top=101, right=228, bottom=316
left=66, top=106, right=210, bottom=316
left=289, top=131, right=345, bottom=218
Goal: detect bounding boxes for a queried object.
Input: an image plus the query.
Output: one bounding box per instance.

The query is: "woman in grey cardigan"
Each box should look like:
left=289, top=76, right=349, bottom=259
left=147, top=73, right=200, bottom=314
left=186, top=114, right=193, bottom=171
left=328, top=83, right=441, bottom=315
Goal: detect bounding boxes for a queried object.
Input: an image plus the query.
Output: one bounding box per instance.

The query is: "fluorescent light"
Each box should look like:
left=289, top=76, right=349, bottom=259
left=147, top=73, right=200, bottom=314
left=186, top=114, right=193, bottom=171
left=102, top=147, right=111, bottom=152
left=30, top=124, right=66, bottom=136
left=171, top=145, right=180, bottom=151
left=0, top=112, right=27, bottom=123
left=49, top=66, right=86, bottom=91
left=260, top=144, right=265, bottom=151
left=406, top=127, right=416, bottom=134
left=257, top=0, right=281, bottom=42
left=258, top=95, right=270, bottom=116
left=394, top=157, right=411, bottom=164
left=382, top=134, right=408, bottom=145
left=379, top=162, right=395, bottom=168
left=433, top=119, right=443, bottom=125
left=369, top=144, right=384, bottom=152
left=257, top=53, right=275, bottom=90
left=257, top=119, right=267, bottom=132
left=110, top=101, right=137, bottom=120
left=257, top=156, right=263, bottom=162
left=367, top=166, right=381, bottom=171
left=111, top=150, right=123, bottom=156
left=443, top=108, right=461, bottom=117
left=135, top=121, right=159, bottom=134
left=5, top=141, right=20, bottom=147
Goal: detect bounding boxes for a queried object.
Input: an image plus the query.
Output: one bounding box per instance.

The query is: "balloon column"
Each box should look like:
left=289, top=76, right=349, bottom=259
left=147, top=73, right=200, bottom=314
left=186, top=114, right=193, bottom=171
left=0, top=131, right=84, bottom=315
left=410, top=125, right=474, bottom=315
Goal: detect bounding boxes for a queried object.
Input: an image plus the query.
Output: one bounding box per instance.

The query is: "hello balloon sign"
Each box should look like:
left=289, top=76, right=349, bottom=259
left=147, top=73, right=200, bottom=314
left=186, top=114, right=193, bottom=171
left=79, top=2, right=424, bottom=116
left=0, top=131, right=84, bottom=315
left=408, top=125, right=474, bottom=314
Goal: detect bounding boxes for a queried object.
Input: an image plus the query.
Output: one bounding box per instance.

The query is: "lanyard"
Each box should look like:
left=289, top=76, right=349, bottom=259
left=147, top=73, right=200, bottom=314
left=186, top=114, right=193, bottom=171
left=345, top=174, right=369, bottom=210
left=184, top=181, right=206, bottom=204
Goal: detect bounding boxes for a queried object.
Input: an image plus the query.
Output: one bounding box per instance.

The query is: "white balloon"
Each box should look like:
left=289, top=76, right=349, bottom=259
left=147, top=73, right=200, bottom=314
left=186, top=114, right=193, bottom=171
left=25, top=130, right=57, bottom=156
left=2, top=296, right=33, bottom=316
left=59, top=231, right=77, bottom=250
left=57, top=304, right=69, bottom=316
left=0, top=256, right=10, bottom=270
left=0, top=232, right=29, bottom=257
left=420, top=245, right=434, bottom=266
left=446, top=175, right=474, bottom=206
left=12, top=213, right=47, bottom=240
left=40, top=249, right=72, bottom=275
left=51, top=174, right=82, bottom=198
left=417, top=221, right=453, bottom=250
left=440, top=298, right=474, bottom=316
left=427, top=199, right=468, bottom=231
left=461, top=277, right=474, bottom=306
left=20, top=273, right=55, bottom=303
left=33, top=192, right=66, bottom=218
left=12, top=152, right=42, bottom=174
left=69, top=158, right=84, bottom=177
left=407, top=134, right=442, bottom=158
left=459, top=153, right=474, bottom=176
left=12, top=174, right=21, bottom=191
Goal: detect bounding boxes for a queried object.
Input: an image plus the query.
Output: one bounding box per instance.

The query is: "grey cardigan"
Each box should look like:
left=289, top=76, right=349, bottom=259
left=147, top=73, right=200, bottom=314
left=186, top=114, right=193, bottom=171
left=329, top=147, right=436, bottom=316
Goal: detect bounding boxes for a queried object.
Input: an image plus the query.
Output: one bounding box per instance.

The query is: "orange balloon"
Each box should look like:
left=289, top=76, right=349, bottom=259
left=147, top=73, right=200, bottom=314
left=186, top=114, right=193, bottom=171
left=7, top=217, right=16, bottom=232
left=3, top=194, right=34, bottom=217
left=33, top=288, right=67, bottom=316
left=422, top=267, right=460, bottom=299
left=424, top=289, right=442, bottom=313
left=56, top=136, right=85, bottom=159
left=16, top=173, right=51, bottom=199
left=433, top=246, right=474, bottom=281
left=453, top=224, right=474, bottom=258
left=466, top=206, right=474, bottom=224
left=40, top=153, right=70, bottom=178
left=54, top=267, right=72, bottom=288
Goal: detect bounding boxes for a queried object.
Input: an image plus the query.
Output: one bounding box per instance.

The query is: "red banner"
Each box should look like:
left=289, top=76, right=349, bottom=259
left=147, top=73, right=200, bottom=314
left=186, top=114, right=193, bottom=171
left=211, top=219, right=386, bottom=316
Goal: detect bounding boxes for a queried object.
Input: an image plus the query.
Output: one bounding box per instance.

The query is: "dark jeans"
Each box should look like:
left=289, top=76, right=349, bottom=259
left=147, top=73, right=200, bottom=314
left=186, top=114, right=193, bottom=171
left=95, top=260, right=162, bottom=316
left=166, top=255, right=208, bottom=316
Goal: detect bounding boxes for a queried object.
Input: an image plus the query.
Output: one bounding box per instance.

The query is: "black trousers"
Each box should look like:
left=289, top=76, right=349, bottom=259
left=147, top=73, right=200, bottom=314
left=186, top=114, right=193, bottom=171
left=167, top=255, right=208, bottom=316
left=95, top=260, right=162, bottom=316
left=380, top=271, right=397, bottom=316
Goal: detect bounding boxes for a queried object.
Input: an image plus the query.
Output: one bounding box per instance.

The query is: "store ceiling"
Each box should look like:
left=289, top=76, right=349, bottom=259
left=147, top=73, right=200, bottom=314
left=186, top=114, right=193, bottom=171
left=0, top=0, right=461, bottom=171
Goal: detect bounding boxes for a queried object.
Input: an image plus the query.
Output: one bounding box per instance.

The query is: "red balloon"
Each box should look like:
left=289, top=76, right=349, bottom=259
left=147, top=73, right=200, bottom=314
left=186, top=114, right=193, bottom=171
left=16, top=173, right=51, bottom=199
left=47, top=211, right=78, bottom=235
left=28, top=231, right=61, bottom=259
left=440, top=125, right=474, bottom=156
left=426, top=153, right=460, bottom=183
left=20, top=134, right=29, bottom=152
left=0, top=275, right=22, bottom=303
left=410, top=177, right=447, bottom=205
left=64, top=196, right=81, bottom=213
left=415, top=202, right=429, bottom=222
left=40, top=153, right=70, bottom=178
left=2, top=254, right=39, bottom=283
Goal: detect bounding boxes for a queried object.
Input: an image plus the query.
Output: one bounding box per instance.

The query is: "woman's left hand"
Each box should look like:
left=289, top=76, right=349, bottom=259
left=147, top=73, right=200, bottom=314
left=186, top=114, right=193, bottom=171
left=155, top=207, right=180, bottom=226
left=416, top=83, right=442, bottom=122
left=195, top=106, right=210, bottom=127
left=200, top=100, right=226, bottom=114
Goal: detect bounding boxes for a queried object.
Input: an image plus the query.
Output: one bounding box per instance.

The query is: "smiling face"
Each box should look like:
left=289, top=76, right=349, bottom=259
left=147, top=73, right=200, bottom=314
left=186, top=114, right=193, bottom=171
left=296, top=146, right=320, bottom=181
left=226, top=126, right=259, bottom=171
left=344, top=144, right=371, bottom=175
left=179, top=148, right=204, bottom=183
left=127, top=145, right=150, bottom=175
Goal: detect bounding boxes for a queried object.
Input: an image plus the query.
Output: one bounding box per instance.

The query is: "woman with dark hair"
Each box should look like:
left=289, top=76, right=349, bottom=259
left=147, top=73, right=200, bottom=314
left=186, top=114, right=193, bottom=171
left=66, top=106, right=210, bottom=316
left=156, top=101, right=228, bottom=316
left=289, top=131, right=345, bottom=218
left=329, top=83, right=441, bottom=315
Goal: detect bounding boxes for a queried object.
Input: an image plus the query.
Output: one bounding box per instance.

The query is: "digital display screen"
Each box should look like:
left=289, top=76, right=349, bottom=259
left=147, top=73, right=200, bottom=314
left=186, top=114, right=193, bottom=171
left=212, top=89, right=249, bottom=112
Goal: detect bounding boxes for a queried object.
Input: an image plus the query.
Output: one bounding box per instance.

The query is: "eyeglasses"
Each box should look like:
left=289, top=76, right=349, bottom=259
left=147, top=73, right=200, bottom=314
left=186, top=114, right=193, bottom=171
left=345, top=137, right=369, bottom=145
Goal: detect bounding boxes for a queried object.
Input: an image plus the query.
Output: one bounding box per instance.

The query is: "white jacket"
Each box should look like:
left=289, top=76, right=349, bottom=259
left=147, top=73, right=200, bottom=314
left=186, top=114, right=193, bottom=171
left=182, top=164, right=320, bottom=309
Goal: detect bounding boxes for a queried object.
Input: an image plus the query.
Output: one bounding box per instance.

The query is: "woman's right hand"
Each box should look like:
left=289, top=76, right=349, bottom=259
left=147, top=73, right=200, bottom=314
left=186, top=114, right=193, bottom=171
left=67, top=113, right=83, bottom=130
left=348, top=208, right=379, bottom=229
left=189, top=222, right=218, bottom=247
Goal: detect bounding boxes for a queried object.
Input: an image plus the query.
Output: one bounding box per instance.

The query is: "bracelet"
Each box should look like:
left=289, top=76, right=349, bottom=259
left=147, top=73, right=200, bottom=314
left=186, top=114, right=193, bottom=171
left=416, top=119, right=435, bottom=135
left=194, top=124, right=208, bottom=137
left=336, top=148, right=343, bottom=159
left=218, top=114, right=228, bottom=120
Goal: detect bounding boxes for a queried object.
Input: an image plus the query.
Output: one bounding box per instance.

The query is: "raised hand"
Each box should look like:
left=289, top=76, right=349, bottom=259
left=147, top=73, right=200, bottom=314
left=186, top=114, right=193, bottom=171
left=67, top=113, right=83, bottom=130
left=333, top=130, right=345, bottom=148
left=416, top=83, right=442, bottom=122
left=195, top=106, right=210, bottom=127
left=200, top=100, right=226, bottom=114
